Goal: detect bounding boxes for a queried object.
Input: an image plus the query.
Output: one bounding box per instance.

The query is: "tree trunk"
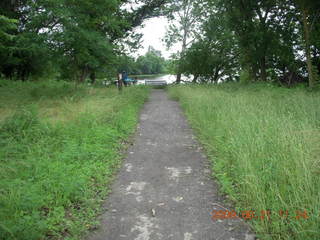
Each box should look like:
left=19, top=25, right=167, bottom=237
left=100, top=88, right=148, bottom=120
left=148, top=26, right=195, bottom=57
left=250, top=67, right=258, bottom=82
left=192, top=74, right=199, bottom=83
left=78, top=66, right=88, bottom=83
left=213, top=67, right=221, bottom=83
left=260, top=57, right=267, bottom=81
left=177, top=23, right=188, bottom=84
left=19, top=67, right=28, bottom=81
left=242, top=49, right=256, bottom=82
left=90, top=71, right=96, bottom=84
left=176, top=73, right=182, bottom=83
left=302, top=8, right=315, bottom=88
left=117, top=73, right=123, bottom=92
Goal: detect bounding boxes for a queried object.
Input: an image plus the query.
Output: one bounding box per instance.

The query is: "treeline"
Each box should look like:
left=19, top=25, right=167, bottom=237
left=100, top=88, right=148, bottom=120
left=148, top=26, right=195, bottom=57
left=2, top=0, right=319, bottom=86
left=118, top=46, right=168, bottom=75
left=177, top=0, right=320, bottom=87
left=0, top=0, right=167, bottom=82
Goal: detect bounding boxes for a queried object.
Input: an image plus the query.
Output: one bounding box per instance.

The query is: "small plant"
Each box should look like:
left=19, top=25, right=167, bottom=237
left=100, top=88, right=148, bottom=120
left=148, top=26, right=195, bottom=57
left=0, top=105, right=39, bottom=137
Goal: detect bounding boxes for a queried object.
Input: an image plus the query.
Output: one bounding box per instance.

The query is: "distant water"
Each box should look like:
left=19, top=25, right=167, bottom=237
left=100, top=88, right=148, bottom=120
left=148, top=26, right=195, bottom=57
left=135, top=74, right=192, bottom=85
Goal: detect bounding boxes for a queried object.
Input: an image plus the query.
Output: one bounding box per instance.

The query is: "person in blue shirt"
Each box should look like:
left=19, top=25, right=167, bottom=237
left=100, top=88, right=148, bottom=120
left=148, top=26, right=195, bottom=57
left=122, top=71, right=136, bottom=86
left=122, top=71, right=128, bottom=86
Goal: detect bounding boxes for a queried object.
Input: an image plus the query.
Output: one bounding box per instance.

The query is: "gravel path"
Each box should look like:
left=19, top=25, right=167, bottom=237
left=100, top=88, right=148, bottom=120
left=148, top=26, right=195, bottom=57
left=88, top=89, right=252, bottom=240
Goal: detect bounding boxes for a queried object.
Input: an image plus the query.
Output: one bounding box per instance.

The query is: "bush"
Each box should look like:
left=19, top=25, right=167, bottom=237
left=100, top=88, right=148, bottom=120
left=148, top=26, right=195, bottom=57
left=239, top=69, right=251, bottom=84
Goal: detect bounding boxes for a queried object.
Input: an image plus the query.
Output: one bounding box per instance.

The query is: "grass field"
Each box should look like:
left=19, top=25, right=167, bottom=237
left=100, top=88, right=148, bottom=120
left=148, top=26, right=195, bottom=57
left=0, top=80, right=149, bottom=240
left=169, top=83, right=320, bottom=240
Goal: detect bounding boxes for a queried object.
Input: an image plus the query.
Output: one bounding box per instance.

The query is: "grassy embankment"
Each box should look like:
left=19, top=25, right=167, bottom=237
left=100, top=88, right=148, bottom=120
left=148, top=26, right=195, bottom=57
left=169, top=83, right=320, bottom=240
left=0, top=80, right=149, bottom=240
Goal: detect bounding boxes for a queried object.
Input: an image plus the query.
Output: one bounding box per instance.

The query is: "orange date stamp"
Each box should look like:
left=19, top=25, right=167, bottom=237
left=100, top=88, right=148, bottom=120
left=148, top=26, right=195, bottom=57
left=211, top=209, right=310, bottom=221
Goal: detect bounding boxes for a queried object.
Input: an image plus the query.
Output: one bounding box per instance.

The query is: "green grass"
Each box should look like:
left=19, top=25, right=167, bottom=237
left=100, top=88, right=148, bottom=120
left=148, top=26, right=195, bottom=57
left=0, top=79, right=149, bottom=240
left=169, top=83, right=320, bottom=240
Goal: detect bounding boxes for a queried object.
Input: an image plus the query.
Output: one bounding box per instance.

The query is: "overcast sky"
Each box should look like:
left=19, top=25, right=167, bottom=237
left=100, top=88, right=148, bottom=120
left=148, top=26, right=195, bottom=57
left=135, top=17, right=179, bottom=59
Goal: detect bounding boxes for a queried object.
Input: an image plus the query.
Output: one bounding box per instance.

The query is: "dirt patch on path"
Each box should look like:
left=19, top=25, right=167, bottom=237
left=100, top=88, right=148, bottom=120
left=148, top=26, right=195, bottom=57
left=88, top=89, right=252, bottom=240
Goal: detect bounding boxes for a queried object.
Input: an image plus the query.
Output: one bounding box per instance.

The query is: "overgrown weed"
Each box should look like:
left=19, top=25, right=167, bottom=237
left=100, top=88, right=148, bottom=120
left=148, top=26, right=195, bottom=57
left=0, top=80, right=149, bottom=240
left=169, top=83, right=320, bottom=240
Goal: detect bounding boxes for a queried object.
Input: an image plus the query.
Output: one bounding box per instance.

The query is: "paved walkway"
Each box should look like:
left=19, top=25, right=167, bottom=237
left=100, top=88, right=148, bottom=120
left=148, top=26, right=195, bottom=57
left=88, top=90, right=252, bottom=240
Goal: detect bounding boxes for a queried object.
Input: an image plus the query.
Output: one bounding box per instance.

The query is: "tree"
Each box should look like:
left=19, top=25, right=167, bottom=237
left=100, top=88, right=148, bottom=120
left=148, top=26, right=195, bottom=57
left=164, top=0, right=205, bottom=83
left=136, top=46, right=167, bottom=74
left=222, top=0, right=281, bottom=82
left=0, top=15, right=18, bottom=78
left=0, top=0, right=53, bottom=80
left=293, top=0, right=320, bottom=88
left=180, top=9, right=239, bottom=83
left=0, top=0, right=170, bottom=81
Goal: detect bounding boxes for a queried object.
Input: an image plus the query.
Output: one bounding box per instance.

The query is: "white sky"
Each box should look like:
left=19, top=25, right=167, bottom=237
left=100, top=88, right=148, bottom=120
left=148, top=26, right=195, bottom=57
left=134, top=17, right=180, bottom=59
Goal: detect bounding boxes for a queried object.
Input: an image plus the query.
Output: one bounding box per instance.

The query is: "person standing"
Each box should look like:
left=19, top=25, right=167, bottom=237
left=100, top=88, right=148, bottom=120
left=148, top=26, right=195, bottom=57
left=118, top=72, right=123, bottom=91
left=122, top=71, right=128, bottom=86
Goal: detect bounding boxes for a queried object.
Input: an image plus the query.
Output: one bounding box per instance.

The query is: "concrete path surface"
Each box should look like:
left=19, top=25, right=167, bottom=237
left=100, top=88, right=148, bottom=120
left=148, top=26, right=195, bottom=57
left=88, top=90, right=252, bottom=240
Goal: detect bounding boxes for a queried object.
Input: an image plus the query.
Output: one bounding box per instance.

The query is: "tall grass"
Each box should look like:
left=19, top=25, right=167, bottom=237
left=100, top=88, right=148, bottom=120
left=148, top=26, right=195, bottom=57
left=169, top=83, right=320, bottom=240
left=0, top=80, right=149, bottom=240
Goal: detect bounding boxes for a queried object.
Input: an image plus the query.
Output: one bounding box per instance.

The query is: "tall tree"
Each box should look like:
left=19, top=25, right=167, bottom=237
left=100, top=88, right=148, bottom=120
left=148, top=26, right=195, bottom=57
left=293, top=0, right=320, bottom=88
left=136, top=46, right=166, bottom=74
left=0, top=0, right=170, bottom=81
left=164, top=0, right=204, bottom=83
left=179, top=8, right=239, bottom=83
left=0, top=15, right=17, bottom=78
left=222, top=0, right=280, bottom=81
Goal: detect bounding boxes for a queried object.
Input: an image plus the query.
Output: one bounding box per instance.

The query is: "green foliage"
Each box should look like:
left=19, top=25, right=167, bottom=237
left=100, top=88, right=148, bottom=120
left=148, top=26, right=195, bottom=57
left=0, top=81, right=149, bottom=240
left=179, top=9, right=239, bottom=83
left=0, top=7, right=54, bottom=80
left=293, top=0, right=320, bottom=88
left=136, top=47, right=167, bottom=74
left=165, top=58, right=179, bottom=75
left=117, top=46, right=168, bottom=75
left=163, top=0, right=204, bottom=50
left=312, top=65, right=320, bottom=87
left=0, top=0, right=168, bottom=81
left=169, top=84, right=320, bottom=239
left=117, top=55, right=139, bottom=75
left=0, top=15, right=18, bottom=77
left=176, top=0, right=320, bottom=85
left=163, top=0, right=206, bottom=83
left=239, top=69, right=251, bottom=84
left=0, top=15, right=17, bottom=41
